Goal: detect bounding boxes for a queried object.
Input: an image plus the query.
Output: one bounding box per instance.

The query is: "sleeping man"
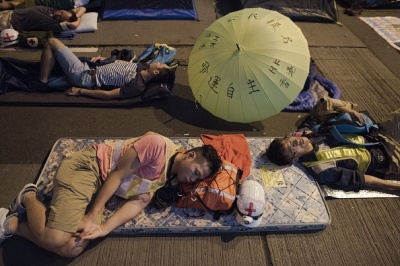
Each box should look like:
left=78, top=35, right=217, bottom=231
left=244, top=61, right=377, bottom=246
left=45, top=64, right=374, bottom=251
left=0, top=0, right=17, bottom=11
left=0, top=132, right=222, bottom=257
left=266, top=105, right=400, bottom=193
left=39, top=38, right=176, bottom=100
left=0, top=6, right=86, bottom=32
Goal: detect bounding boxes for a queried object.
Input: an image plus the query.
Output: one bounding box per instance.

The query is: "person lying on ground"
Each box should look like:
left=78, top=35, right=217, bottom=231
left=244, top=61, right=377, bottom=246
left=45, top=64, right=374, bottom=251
left=0, top=132, right=222, bottom=257
left=0, top=0, right=18, bottom=11
left=266, top=105, right=400, bottom=193
left=36, top=0, right=104, bottom=13
left=39, top=38, right=176, bottom=100
left=0, top=6, right=85, bottom=32
left=0, top=0, right=92, bottom=11
left=35, top=0, right=90, bottom=10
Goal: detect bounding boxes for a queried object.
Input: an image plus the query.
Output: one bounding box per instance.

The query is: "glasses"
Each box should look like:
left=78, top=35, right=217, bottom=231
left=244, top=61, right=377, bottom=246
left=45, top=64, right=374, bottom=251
left=287, top=139, right=298, bottom=162
left=288, top=139, right=300, bottom=151
left=290, top=151, right=297, bottom=162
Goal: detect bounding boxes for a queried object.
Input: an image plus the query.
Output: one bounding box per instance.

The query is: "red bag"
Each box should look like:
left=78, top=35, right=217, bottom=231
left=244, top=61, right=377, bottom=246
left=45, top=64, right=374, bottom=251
left=174, top=160, right=242, bottom=219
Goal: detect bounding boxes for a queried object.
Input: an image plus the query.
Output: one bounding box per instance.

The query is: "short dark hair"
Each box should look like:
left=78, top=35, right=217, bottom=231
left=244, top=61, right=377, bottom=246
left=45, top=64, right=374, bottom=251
left=187, top=145, right=222, bottom=176
left=265, top=138, right=292, bottom=166
left=151, top=67, right=175, bottom=84
left=68, top=9, right=78, bottom=22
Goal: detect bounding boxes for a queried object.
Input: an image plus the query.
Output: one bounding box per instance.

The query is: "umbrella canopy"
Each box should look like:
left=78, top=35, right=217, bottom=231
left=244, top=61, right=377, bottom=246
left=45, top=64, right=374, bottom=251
left=188, top=8, right=310, bottom=123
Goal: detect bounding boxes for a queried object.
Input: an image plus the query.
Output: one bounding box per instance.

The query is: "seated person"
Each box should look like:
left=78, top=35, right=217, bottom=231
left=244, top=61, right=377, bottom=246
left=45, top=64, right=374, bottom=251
left=265, top=102, right=400, bottom=193
left=0, top=132, right=223, bottom=257
left=39, top=38, right=176, bottom=100
left=0, top=6, right=85, bottom=32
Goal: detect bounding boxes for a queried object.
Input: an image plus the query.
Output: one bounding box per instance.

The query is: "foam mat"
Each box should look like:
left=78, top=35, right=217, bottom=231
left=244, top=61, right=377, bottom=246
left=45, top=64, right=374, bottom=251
left=36, top=137, right=330, bottom=234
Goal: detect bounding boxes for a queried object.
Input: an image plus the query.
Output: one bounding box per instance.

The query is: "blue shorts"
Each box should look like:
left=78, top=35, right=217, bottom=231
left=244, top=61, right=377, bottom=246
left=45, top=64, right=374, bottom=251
left=53, top=46, right=95, bottom=88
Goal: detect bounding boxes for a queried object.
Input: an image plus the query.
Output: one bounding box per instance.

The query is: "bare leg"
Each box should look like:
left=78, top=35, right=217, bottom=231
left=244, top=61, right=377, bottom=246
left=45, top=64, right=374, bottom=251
left=39, top=38, right=65, bottom=84
left=364, top=174, right=400, bottom=191
left=12, top=193, right=89, bottom=257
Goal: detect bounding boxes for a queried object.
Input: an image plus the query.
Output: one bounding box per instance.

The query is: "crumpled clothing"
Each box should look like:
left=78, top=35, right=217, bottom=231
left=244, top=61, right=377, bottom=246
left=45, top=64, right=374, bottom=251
left=201, top=134, right=252, bottom=182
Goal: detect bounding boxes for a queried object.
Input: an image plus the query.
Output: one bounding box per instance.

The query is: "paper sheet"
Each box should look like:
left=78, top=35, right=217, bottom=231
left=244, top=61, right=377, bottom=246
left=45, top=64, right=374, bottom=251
left=260, top=164, right=286, bottom=187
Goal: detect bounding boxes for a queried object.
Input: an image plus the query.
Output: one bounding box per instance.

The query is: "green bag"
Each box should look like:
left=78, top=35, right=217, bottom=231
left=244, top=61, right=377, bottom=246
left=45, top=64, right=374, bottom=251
left=19, top=31, right=54, bottom=49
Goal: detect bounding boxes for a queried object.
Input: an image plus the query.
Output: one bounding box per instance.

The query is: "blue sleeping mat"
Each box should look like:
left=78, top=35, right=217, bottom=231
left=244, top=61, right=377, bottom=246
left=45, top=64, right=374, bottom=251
left=101, top=0, right=198, bottom=20
left=36, top=137, right=330, bottom=234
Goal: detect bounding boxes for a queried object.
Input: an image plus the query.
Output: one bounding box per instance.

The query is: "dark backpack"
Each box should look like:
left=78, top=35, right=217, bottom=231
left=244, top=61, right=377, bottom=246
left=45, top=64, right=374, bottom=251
left=111, top=48, right=136, bottom=62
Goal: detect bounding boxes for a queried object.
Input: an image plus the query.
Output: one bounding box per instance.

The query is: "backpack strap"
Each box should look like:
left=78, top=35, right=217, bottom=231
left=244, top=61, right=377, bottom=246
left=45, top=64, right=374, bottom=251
left=313, top=112, right=380, bottom=146
left=331, top=126, right=379, bottom=146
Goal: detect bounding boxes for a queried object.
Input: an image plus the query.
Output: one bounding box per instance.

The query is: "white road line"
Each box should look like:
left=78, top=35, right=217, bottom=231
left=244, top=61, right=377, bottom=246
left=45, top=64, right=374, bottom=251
left=0, top=47, right=99, bottom=53
left=69, top=47, right=99, bottom=53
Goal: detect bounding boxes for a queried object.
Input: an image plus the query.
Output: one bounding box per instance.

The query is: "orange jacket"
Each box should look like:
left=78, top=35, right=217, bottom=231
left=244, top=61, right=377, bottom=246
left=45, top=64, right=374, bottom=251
left=201, top=134, right=251, bottom=182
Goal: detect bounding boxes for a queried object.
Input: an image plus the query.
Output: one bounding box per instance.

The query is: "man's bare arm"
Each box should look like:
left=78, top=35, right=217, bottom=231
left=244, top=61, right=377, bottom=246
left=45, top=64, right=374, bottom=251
left=76, top=147, right=143, bottom=238
left=66, top=7, right=86, bottom=29
left=364, top=174, right=400, bottom=191
left=82, top=192, right=153, bottom=240
left=66, top=87, right=121, bottom=100
left=73, top=7, right=86, bottom=18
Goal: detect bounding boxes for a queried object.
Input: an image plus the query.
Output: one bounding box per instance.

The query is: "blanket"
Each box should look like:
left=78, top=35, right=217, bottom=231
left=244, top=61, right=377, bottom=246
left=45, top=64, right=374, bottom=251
left=284, top=60, right=342, bottom=112
left=359, top=17, right=400, bottom=52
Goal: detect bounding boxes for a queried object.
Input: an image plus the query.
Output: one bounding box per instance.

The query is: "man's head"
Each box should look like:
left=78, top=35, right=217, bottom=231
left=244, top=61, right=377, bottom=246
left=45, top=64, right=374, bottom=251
left=174, top=145, right=222, bottom=184
left=266, top=136, right=313, bottom=166
left=53, top=9, right=78, bottom=23
left=147, top=62, right=176, bottom=84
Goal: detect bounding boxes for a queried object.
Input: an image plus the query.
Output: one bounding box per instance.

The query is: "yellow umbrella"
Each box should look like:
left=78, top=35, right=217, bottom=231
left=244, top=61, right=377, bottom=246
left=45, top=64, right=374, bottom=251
left=188, top=8, right=310, bottom=123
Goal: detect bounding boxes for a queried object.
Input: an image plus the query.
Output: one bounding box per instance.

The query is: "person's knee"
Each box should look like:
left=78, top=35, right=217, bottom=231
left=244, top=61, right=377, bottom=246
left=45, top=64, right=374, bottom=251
left=57, top=238, right=89, bottom=258
left=43, top=38, right=53, bottom=51
left=58, top=246, right=83, bottom=258
left=138, top=192, right=153, bottom=207
left=40, top=230, right=88, bottom=258
left=44, top=38, right=64, bottom=51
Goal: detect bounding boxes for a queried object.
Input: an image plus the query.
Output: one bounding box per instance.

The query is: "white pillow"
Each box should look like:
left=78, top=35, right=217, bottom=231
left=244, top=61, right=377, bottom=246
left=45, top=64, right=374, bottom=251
left=76, top=12, right=98, bottom=33
left=74, top=0, right=90, bottom=7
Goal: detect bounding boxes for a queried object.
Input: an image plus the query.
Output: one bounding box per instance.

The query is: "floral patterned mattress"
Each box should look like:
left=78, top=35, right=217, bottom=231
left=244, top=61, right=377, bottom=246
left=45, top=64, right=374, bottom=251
left=36, top=137, right=330, bottom=234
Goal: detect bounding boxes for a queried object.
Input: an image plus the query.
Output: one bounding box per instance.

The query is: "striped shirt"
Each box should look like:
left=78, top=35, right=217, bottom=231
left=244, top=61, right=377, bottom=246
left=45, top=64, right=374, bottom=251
left=95, top=61, right=138, bottom=88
